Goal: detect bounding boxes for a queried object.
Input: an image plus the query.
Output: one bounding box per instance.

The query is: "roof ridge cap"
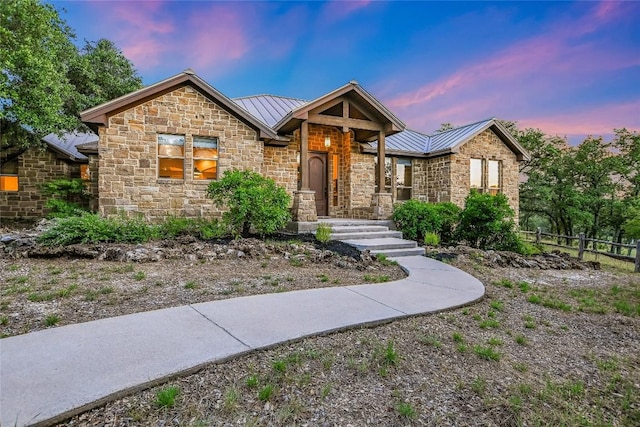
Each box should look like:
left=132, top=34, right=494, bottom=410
left=429, top=117, right=495, bottom=136
left=233, top=94, right=310, bottom=102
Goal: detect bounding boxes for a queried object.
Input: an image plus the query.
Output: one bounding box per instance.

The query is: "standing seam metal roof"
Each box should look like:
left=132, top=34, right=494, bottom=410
left=42, top=132, right=99, bottom=161
left=233, top=95, right=309, bottom=128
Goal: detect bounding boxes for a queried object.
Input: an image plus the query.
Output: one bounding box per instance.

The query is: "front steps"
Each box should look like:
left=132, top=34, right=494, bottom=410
left=317, top=220, right=425, bottom=258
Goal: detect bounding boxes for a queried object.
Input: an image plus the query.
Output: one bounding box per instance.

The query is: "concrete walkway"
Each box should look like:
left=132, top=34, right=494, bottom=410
left=0, top=256, right=484, bottom=427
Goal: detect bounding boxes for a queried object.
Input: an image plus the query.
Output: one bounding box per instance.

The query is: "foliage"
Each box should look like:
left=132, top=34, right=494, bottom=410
left=40, top=178, right=89, bottom=218
left=454, top=191, right=521, bottom=251
left=155, top=386, right=180, bottom=408
left=0, top=0, right=142, bottom=146
left=424, top=232, right=440, bottom=246
left=392, top=200, right=442, bottom=241
left=156, top=216, right=228, bottom=240
left=622, top=198, right=640, bottom=239
left=315, top=223, right=332, bottom=243
left=433, top=202, right=460, bottom=243
left=206, top=170, right=291, bottom=237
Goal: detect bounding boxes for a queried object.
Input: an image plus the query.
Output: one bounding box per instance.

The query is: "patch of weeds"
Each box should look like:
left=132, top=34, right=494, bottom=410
left=260, top=262, right=268, bottom=268
left=289, top=258, right=304, bottom=267
left=383, top=340, right=399, bottom=366
left=396, top=402, right=417, bottom=419
left=245, top=375, right=259, bottom=389
left=8, top=265, right=19, bottom=272
left=457, top=343, right=468, bottom=353
left=99, top=286, right=114, bottom=295
left=28, top=292, right=54, bottom=302
left=515, top=334, right=527, bottom=345
left=322, top=354, right=335, bottom=370
left=56, top=284, right=77, bottom=298
left=527, top=294, right=542, bottom=304
left=419, top=334, right=442, bottom=348
left=472, top=314, right=482, bottom=321
left=315, top=222, right=332, bottom=243
left=513, top=362, right=528, bottom=372
left=614, top=299, right=637, bottom=316
left=471, top=377, right=487, bottom=395
left=272, top=359, right=287, bottom=373
left=84, top=290, right=97, bottom=301
left=487, top=337, right=504, bottom=346
left=155, top=386, right=180, bottom=408
left=479, top=319, right=500, bottom=329
left=133, top=271, right=146, bottom=281
left=258, top=384, right=274, bottom=401
left=494, top=278, right=514, bottom=288
left=277, top=398, right=305, bottom=424
left=286, top=276, right=294, bottom=282
left=487, top=310, right=496, bottom=318
left=10, top=276, right=29, bottom=285
left=490, top=300, right=504, bottom=311
left=223, top=386, right=240, bottom=412
left=462, top=308, right=470, bottom=315
left=320, top=383, right=332, bottom=398
left=363, top=274, right=390, bottom=283
left=452, top=332, right=464, bottom=342
left=375, top=253, right=398, bottom=266
left=0, top=316, right=8, bottom=326
left=518, top=281, right=531, bottom=293
left=596, top=357, right=618, bottom=372
left=44, top=314, right=60, bottom=327
left=474, top=345, right=501, bottom=361
left=184, top=281, right=198, bottom=290
left=317, top=274, right=329, bottom=283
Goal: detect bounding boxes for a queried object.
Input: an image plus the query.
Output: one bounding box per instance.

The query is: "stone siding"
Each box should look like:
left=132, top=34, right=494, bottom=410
left=97, top=85, right=260, bottom=220
left=412, top=156, right=452, bottom=203
left=0, top=148, right=83, bottom=218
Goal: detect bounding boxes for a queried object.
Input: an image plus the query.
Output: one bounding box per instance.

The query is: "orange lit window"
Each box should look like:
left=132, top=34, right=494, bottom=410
left=158, top=134, right=185, bottom=179
left=80, top=164, right=90, bottom=181
left=193, top=137, right=218, bottom=180
left=0, top=158, right=18, bottom=191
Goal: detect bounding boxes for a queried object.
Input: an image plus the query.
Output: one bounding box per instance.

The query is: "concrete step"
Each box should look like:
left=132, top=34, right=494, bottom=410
left=317, top=219, right=395, bottom=229
left=340, top=237, right=417, bottom=251
left=328, top=230, right=403, bottom=240
left=371, top=247, right=426, bottom=257
left=329, top=225, right=391, bottom=234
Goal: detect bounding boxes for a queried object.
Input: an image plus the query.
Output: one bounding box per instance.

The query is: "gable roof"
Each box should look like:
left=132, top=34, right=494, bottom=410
left=233, top=95, right=308, bottom=127
left=80, top=69, right=279, bottom=140
left=42, top=132, right=99, bottom=162
left=272, top=81, right=406, bottom=136
left=363, top=118, right=530, bottom=160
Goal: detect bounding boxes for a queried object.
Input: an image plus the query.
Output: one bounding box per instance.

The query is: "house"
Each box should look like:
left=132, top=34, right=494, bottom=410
left=1, top=69, right=529, bottom=222
left=0, top=132, right=98, bottom=218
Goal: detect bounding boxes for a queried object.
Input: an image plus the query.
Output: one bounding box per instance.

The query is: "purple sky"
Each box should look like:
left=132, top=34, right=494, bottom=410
left=53, top=0, right=639, bottom=143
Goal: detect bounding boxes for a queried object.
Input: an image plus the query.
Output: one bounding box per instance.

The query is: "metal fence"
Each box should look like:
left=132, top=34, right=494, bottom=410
left=521, top=228, right=640, bottom=273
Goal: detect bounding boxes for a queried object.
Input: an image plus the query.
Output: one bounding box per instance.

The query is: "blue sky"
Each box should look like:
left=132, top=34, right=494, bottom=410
left=52, top=0, right=639, bottom=143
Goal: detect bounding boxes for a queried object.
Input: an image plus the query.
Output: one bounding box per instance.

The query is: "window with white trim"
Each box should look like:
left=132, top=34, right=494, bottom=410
left=193, top=137, right=218, bottom=180
left=158, top=134, right=185, bottom=179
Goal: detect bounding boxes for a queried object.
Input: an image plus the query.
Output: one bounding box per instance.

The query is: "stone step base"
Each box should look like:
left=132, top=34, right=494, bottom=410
left=340, top=237, right=418, bottom=251
left=328, top=230, right=403, bottom=240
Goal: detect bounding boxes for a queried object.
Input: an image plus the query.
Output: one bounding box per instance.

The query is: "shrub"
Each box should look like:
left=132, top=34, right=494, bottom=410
left=433, top=202, right=460, bottom=243
left=424, top=232, right=440, bottom=246
left=315, top=223, right=332, bottom=243
left=40, top=178, right=89, bottom=218
left=207, top=170, right=291, bottom=237
left=453, top=191, right=522, bottom=251
left=392, top=200, right=442, bottom=242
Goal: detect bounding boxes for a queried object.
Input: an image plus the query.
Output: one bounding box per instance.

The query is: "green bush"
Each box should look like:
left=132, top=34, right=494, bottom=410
left=453, top=191, right=521, bottom=251
left=40, top=178, right=89, bottom=218
left=433, top=202, right=460, bottom=243
left=38, top=213, right=156, bottom=246
left=206, top=169, right=291, bottom=237
left=392, top=200, right=442, bottom=242
left=424, top=232, right=440, bottom=246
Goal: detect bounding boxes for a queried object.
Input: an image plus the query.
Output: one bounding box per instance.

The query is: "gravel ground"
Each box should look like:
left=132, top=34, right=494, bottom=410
left=2, top=236, right=639, bottom=426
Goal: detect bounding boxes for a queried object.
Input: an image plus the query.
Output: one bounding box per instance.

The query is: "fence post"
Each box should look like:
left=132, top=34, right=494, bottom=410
left=578, top=233, right=585, bottom=260
left=635, top=241, right=640, bottom=273
left=536, top=227, right=541, bottom=245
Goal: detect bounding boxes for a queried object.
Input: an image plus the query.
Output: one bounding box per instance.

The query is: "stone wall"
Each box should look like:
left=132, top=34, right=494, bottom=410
left=0, top=147, right=82, bottom=218
left=97, top=85, right=260, bottom=220
left=412, top=156, right=452, bottom=203
left=451, top=129, right=520, bottom=216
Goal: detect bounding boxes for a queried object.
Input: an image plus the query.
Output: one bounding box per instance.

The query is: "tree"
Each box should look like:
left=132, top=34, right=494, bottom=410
left=435, top=123, right=455, bottom=133
left=206, top=170, right=291, bottom=237
left=0, top=0, right=142, bottom=147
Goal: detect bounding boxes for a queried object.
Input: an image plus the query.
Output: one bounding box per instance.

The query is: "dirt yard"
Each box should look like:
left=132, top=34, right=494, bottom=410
left=1, top=230, right=638, bottom=426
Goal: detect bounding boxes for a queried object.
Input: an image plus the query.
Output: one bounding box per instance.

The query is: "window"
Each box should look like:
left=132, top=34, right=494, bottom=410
left=487, top=160, right=501, bottom=195
left=0, top=158, right=18, bottom=191
left=80, top=164, right=90, bottom=181
left=395, top=158, right=412, bottom=200
left=158, top=134, right=185, bottom=179
left=376, top=156, right=412, bottom=200
left=470, top=158, right=483, bottom=190
left=469, top=158, right=501, bottom=194
left=193, top=137, right=218, bottom=180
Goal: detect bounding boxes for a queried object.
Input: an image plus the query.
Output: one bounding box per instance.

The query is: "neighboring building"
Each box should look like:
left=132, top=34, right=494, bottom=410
left=0, top=132, right=97, bottom=218
left=1, top=69, right=529, bottom=221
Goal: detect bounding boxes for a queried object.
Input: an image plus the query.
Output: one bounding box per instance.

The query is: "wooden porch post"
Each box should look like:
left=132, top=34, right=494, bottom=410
left=377, top=130, right=386, bottom=192
left=300, top=121, right=309, bottom=190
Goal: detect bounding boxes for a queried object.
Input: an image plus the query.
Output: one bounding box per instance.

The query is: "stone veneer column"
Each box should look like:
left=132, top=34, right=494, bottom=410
left=370, top=192, right=393, bottom=220
left=292, top=190, right=317, bottom=222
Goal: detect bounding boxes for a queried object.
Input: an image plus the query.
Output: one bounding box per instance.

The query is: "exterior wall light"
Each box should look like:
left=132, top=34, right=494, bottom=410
left=324, top=136, right=331, bottom=148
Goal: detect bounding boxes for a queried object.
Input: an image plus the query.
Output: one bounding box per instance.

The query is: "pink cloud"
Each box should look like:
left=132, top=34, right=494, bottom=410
left=320, top=0, right=372, bottom=22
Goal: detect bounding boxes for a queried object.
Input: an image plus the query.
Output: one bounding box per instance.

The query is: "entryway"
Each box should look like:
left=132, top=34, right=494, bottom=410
left=308, top=152, right=328, bottom=216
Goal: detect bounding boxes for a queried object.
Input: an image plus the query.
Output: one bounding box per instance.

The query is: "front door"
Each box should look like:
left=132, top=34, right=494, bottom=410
left=309, top=152, right=328, bottom=216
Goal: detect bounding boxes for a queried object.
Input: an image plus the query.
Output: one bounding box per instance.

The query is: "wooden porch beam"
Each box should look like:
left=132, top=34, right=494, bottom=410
left=300, top=121, right=309, bottom=190
left=377, top=130, right=386, bottom=192
left=308, top=96, right=345, bottom=115
left=308, top=113, right=383, bottom=131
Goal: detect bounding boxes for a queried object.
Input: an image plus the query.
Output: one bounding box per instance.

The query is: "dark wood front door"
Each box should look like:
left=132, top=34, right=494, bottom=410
left=309, top=152, right=328, bottom=216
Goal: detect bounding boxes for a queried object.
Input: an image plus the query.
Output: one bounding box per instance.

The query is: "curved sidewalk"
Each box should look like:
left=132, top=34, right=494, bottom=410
left=0, top=255, right=484, bottom=427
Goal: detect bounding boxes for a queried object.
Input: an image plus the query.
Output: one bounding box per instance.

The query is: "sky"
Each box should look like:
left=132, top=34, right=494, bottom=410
left=51, top=0, right=639, bottom=144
